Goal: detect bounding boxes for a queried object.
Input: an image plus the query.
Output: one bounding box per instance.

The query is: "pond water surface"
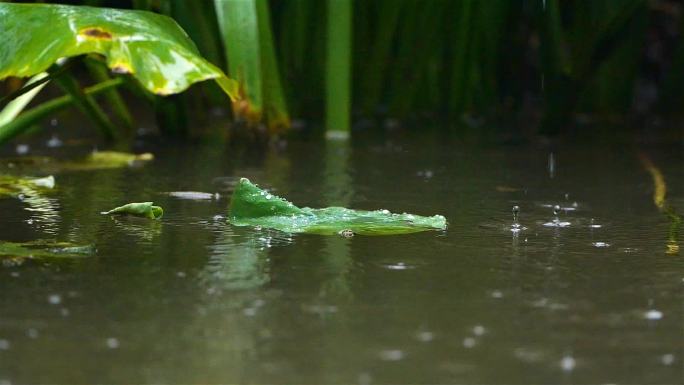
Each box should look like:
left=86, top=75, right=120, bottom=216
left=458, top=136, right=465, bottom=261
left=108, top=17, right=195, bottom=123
left=0, top=134, right=682, bottom=384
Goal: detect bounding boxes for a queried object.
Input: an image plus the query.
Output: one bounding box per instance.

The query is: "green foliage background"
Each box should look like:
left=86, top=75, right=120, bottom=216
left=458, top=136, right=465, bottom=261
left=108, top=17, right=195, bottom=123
left=2, top=0, right=683, bottom=140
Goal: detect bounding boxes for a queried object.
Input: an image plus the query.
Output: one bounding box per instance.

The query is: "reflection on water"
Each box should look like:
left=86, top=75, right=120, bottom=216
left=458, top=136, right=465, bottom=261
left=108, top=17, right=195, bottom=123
left=0, top=136, right=681, bottom=384
left=203, top=224, right=292, bottom=291
left=21, top=193, right=60, bottom=235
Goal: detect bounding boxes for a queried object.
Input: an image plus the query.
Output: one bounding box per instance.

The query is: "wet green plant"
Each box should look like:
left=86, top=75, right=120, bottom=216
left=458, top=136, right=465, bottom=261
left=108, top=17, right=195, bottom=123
left=228, top=178, right=447, bottom=235
left=325, top=0, right=352, bottom=139
left=1, top=0, right=680, bottom=142
left=0, top=240, right=95, bottom=261
left=214, top=0, right=290, bottom=134
left=102, top=202, right=164, bottom=219
left=0, top=2, right=238, bottom=143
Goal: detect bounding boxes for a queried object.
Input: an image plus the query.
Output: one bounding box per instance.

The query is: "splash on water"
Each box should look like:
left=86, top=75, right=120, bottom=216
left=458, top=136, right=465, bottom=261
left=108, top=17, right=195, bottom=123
left=543, top=205, right=571, bottom=227
left=644, top=309, right=663, bottom=320
left=510, top=205, right=528, bottom=233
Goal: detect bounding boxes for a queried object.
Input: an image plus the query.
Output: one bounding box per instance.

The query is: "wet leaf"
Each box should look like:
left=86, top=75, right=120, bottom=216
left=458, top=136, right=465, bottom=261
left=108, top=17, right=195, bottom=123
left=228, top=178, right=447, bottom=235
left=81, top=151, right=153, bottom=169
left=0, top=3, right=238, bottom=99
left=214, top=0, right=290, bottom=132
left=0, top=152, right=153, bottom=174
left=0, top=240, right=95, bottom=262
left=102, top=202, right=163, bottom=219
left=0, top=175, right=55, bottom=198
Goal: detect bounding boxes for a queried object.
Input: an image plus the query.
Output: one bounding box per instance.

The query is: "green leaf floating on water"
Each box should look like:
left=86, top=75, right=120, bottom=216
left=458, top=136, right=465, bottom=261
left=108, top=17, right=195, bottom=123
left=0, top=3, right=238, bottom=98
left=1, top=151, right=153, bottom=173
left=80, top=151, right=153, bottom=170
left=228, top=178, right=447, bottom=235
left=102, top=202, right=163, bottom=219
left=0, top=174, right=55, bottom=198
left=0, top=240, right=95, bottom=262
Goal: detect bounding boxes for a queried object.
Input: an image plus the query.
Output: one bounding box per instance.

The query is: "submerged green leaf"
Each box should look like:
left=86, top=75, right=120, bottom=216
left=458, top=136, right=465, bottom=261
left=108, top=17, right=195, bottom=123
left=0, top=240, right=95, bottom=262
left=0, top=3, right=238, bottom=99
left=102, top=202, right=163, bottom=219
left=228, top=178, right=447, bottom=235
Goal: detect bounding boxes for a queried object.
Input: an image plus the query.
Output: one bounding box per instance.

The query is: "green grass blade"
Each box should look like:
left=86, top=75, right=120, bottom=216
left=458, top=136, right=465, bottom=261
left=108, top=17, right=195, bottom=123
left=0, top=78, right=123, bottom=144
left=325, top=0, right=352, bottom=139
left=215, top=0, right=264, bottom=122
left=214, top=0, right=290, bottom=132
left=85, top=58, right=134, bottom=130
left=0, top=72, right=49, bottom=127
left=55, top=74, right=118, bottom=140
left=255, top=0, right=289, bottom=132
left=358, top=0, right=403, bottom=115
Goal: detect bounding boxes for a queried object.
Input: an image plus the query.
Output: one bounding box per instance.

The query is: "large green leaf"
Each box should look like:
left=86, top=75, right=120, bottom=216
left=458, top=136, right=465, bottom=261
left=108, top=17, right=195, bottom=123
left=228, top=178, right=447, bottom=236
left=0, top=3, right=238, bottom=98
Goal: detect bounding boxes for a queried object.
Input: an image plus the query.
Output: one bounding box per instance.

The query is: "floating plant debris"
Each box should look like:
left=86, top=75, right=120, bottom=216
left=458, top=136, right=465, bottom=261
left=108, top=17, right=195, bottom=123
left=0, top=239, right=95, bottom=263
left=0, top=174, right=54, bottom=198
left=228, top=178, right=447, bottom=235
left=102, top=202, right=164, bottom=219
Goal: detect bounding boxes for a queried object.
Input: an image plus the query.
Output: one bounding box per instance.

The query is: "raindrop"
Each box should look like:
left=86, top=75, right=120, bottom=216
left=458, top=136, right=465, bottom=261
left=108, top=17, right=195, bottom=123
left=16, top=144, right=29, bottom=155
left=47, top=294, right=62, bottom=305
left=490, top=290, right=504, bottom=299
left=383, top=262, right=417, bottom=270
left=661, top=354, right=675, bottom=365
left=472, top=325, right=486, bottom=336
left=548, top=153, right=555, bottom=178
left=379, top=349, right=404, bottom=361
left=462, top=337, right=476, bottom=348
left=358, top=373, right=372, bottom=385
left=26, top=328, right=39, bottom=339
left=243, top=307, right=257, bottom=317
left=105, top=337, right=120, bottom=349
left=644, top=309, right=663, bottom=320
left=46, top=135, right=63, bottom=148
left=560, top=355, right=576, bottom=371
left=592, top=242, right=610, bottom=248
left=510, top=206, right=526, bottom=233
left=338, top=229, right=354, bottom=238
left=544, top=205, right=570, bottom=227
left=0, top=339, right=10, bottom=350
left=416, top=331, right=434, bottom=342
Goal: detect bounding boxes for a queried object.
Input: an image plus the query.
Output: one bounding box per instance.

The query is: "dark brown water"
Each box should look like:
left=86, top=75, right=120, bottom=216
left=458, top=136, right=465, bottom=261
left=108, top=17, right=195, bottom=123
left=0, top=134, right=682, bottom=384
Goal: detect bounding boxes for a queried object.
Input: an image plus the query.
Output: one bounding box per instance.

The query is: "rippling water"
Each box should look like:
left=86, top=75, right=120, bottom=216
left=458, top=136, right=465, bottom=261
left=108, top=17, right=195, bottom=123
left=0, top=135, right=681, bottom=384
